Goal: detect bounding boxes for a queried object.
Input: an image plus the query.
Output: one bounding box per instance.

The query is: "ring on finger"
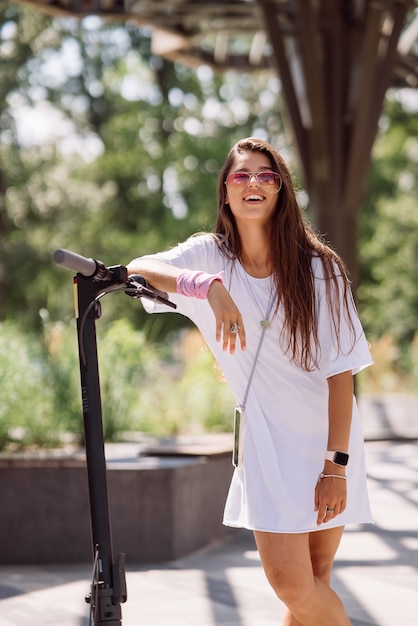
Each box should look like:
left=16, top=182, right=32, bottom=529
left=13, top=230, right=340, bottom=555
left=230, top=323, right=240, bottom=334
left=326, top=506, right=335, bottom=512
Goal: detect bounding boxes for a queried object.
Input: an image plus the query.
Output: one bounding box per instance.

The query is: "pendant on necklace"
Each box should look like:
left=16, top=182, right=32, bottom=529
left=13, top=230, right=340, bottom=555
left=260, top=319, right=271, bottom=329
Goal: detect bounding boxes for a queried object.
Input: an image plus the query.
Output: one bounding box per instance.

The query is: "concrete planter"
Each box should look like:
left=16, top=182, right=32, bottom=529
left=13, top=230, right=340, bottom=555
left=0, top=436, right=234, bottom=564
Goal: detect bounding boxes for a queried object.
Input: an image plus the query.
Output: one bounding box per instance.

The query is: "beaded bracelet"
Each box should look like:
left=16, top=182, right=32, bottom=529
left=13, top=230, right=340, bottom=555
left=318, top=472, right=347, bottom=481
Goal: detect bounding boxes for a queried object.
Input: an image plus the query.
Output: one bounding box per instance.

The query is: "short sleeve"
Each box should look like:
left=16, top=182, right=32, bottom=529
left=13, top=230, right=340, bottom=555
left=315, top=262, right=373, bottom=378
left=136, top=234, right=222, bottom=321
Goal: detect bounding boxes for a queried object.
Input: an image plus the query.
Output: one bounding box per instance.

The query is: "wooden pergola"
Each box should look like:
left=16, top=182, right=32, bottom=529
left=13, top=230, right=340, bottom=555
left=20, top=0, right=418, bottom=283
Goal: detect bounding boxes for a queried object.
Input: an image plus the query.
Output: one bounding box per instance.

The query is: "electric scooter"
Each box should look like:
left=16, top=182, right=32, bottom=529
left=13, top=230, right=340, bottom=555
left=54, top=248, right=176, bottom=625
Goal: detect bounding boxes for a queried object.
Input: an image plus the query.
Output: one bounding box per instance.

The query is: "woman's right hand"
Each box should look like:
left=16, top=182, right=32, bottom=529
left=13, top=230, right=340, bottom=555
left=207, top=281, right=246, bottom=354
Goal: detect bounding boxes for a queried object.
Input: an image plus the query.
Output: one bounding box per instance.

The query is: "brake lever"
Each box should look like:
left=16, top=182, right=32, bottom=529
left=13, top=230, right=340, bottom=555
left=125, top=274, right=177, bottom=309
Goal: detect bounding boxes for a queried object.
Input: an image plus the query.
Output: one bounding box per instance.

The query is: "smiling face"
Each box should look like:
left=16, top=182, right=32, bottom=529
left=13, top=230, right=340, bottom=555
left=224, top=150, right=280, bottom=228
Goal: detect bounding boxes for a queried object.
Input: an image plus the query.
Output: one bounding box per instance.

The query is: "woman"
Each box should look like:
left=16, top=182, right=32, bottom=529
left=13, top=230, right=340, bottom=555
left=127, top=137, right=373, bottom=625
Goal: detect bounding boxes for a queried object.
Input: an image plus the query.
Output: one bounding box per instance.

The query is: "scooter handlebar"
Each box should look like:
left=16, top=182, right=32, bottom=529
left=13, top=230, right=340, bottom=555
left=54, top=248, right=98, bottom=276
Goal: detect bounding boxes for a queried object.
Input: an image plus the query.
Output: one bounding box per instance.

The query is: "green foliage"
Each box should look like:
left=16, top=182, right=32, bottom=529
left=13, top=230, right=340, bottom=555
left=359, top=94, right=418, bottom=353
left=97, top=317, right=160, bottom=441
left=0, top=2, right=283, bottom=336
left=137, top=329, right=235, bottom=435
left=356, top=333, right=418, bottom=394
left=1, top=0, right=418, bottom=451
left=0, top=319, right=235, bottom=451
left=359, top=192, right=418, bottom=345
left=97, top=322, right=234, bottom=438
left=0, top=320, right=58, bottom=449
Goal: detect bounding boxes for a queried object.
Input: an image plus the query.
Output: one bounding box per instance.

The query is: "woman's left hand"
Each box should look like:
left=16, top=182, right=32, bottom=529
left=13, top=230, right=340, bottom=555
left=314, top=472, right=347, bottom=525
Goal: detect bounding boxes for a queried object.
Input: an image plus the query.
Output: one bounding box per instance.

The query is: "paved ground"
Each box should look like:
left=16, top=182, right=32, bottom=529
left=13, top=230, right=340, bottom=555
left=1, top=439, right=417, bottom=626
left=1, top=394, right=418, bottom=625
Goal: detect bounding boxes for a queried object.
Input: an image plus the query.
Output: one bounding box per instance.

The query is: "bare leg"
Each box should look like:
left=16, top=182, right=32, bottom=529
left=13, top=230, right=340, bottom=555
left=254, top=527, right=351, bottom=626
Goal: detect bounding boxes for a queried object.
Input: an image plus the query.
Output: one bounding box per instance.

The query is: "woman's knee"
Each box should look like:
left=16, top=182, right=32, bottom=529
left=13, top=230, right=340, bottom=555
left=254, top=531, right=313, bottom=603
left=309, top=528, right=344, bottom=584
left=263, top=561, right=315, bottom=607
left=311, top=552, right=334, bottom=584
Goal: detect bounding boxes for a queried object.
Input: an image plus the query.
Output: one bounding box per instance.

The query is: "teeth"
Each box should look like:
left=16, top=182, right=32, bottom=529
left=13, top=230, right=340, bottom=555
left=245, top=195, right=263, bottom=201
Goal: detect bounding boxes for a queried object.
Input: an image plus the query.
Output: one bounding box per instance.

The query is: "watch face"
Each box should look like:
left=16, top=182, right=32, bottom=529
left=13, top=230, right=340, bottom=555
left=334, top=451, right=349, bottom=466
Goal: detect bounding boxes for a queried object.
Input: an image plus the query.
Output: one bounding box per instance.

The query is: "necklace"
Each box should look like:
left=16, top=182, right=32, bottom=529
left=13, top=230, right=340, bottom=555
left=241, top=266, right=275, bottom=329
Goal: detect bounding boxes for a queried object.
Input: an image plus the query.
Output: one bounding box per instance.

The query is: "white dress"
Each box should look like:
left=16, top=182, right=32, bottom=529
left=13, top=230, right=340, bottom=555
left=140, top=234, right=374, bottom=533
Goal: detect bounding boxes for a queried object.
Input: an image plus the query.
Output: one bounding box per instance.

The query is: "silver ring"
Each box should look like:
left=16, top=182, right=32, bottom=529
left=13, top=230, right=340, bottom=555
left=230, top=323, right=240, bottom=334
left=326, top=506, right=335, bottom=512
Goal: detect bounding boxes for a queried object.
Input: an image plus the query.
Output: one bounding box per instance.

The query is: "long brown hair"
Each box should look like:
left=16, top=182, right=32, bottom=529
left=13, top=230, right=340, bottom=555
left=214, top=137, right=356, bottom=371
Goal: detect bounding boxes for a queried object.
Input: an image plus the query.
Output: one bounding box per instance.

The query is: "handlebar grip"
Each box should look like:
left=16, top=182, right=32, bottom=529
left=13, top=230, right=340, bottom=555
left=54, top=249, right=97, bottom=277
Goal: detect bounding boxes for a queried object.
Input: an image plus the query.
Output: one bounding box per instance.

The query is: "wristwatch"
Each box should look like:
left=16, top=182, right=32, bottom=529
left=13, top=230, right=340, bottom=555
left=325, top=450, right=349, bottom=466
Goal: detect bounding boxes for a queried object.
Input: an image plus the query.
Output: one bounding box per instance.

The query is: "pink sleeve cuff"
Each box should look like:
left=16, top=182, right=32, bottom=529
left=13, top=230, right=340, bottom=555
left=176, top=269, right=224, bottom=299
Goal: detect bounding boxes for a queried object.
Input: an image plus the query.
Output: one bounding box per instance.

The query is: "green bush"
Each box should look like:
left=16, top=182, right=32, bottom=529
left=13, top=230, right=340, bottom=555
left=0, top=319, right=235, bottom=451
left=131, top=328, right=234, bottom=436
left=98, top=323, right=235, bottom=438
left=2, top=317, right=417, bottom=453
left=0, top=321, right=57, bottom=449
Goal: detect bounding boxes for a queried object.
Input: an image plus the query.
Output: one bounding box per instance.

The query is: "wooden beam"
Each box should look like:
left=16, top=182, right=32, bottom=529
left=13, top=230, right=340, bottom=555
left=322, top=0, right=345, bottom=229
left=295, top=0, right=331, bottom=225
left=343, top=1, right=410, bottom=220
left=342, top=2, right=384, bottom=217
left=365, top=1, right=410, bottom=166
left=257, top=0, right=310, bottom=185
